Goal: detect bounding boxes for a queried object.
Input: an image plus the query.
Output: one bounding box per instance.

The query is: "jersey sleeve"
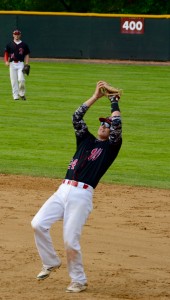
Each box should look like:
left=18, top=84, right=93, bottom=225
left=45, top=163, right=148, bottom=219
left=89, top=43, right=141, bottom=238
left=72, top=103, right=90, bottom=139
left=109, top=116, right=122, bottom=144
left=24, top=43, right=30, bottom=55
left=4, top=44, right=10, bottom=53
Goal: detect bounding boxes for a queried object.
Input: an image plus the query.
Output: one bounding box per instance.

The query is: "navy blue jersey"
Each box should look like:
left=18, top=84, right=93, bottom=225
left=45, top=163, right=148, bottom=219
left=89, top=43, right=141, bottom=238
left=5, top=41, right=30, bottom=62
left=65, top=104, right=122, bottom=188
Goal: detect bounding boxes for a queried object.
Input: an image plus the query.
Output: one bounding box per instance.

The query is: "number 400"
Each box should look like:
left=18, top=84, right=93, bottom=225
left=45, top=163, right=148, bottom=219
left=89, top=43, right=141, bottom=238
left=122, top=20, right=143, bottom=31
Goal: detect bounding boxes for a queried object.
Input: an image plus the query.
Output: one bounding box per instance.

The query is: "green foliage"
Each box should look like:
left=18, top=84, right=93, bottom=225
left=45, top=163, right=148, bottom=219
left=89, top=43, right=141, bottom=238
left=0, top=60, right=169, bottom=189
left=0, top=0, right=169, bottom=14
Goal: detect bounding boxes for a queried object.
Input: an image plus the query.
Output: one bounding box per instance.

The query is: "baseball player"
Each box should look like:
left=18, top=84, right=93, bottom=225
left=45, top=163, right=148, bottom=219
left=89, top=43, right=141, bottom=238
left=4, top=29, right=30, bottom=100
left=31, top=81, right=122, bottom=293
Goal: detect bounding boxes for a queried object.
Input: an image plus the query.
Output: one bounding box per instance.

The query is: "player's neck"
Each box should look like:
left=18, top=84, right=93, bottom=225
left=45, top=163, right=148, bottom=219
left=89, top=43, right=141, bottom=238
left=14, top=39, right=22, bottom=44
left=96, top=137, right=108, bottom=141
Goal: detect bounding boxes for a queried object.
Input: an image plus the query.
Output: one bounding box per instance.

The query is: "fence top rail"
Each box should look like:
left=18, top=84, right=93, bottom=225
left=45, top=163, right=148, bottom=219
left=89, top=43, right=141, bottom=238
left=0, top=10, right=170, bottom=19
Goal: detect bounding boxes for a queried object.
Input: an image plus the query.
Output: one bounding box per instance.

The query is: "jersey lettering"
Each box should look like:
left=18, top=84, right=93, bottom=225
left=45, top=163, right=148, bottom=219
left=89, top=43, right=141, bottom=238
left=68, top=159, right=78, bottom=170
left=88, top=148, right=103, bottom=161
left=19, top=48, right=24, bottom=55
left=67, top=148, right=103, bottom=170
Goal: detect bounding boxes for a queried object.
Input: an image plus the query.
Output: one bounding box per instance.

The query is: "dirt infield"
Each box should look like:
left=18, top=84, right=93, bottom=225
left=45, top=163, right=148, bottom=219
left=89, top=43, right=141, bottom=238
left=1, top=174, right=170, bottom=300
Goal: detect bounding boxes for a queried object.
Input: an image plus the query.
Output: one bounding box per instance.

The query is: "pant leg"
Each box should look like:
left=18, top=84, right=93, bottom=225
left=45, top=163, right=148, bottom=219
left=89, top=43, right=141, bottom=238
left=9, top=63, right=19, bottom=99
left=18, top=62, right=25, bottom=97
left=63, top=186, right=93, bottom=284
left=31, top=185, right=65, bottom=268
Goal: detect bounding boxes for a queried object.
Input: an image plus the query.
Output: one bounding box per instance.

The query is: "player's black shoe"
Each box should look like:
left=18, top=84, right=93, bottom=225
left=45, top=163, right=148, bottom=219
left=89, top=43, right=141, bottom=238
left=20, top=95, right=26, bottom=100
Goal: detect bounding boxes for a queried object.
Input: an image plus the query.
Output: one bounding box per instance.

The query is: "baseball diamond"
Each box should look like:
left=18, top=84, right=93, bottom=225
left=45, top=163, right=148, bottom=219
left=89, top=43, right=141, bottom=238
left=1, top=57, right=169, bottom=299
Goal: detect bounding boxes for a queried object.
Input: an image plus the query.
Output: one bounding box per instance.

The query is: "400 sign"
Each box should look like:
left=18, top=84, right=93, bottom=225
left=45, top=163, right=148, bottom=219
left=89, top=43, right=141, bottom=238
left=121, top=17, right=144, bottom=34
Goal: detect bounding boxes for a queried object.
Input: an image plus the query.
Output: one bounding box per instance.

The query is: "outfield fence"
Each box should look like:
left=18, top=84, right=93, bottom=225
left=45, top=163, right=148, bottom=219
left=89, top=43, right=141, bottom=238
left=0, top=11, right=170, bottom=61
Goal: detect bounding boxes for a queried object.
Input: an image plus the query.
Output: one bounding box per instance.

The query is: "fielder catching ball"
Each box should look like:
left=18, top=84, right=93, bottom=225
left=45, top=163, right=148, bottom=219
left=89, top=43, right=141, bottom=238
left=31, top=81, right=122, bottom=293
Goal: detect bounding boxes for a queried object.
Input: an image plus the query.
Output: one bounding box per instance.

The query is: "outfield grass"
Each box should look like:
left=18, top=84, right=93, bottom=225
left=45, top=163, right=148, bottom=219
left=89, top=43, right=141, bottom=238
left=0, top=59, right=169, bottom=189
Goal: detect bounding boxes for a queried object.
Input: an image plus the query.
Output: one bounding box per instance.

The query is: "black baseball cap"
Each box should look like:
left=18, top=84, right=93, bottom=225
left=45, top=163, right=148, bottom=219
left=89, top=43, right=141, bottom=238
left=99, top=117, right=112, bottom=124
left=13, top=29, right=21, bottom=35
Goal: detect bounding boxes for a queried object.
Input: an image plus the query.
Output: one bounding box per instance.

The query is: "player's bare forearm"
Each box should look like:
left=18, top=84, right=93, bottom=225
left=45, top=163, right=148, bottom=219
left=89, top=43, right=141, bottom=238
left=24, top=54, right=29, bottom=64
left=84, top=94, right=98, bottom=107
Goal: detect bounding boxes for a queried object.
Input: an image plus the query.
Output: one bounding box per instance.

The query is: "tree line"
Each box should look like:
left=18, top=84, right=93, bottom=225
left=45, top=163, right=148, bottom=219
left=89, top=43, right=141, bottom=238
left=0, top=0, right=169, bottom=14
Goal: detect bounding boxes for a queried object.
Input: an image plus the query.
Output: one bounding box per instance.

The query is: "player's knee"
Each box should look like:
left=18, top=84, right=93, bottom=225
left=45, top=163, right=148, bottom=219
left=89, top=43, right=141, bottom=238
left=31, top=218, right=37, bottom=230
left=64, top=237, right=81, bottom=254
left=65, top=244, right=79, bottom=262
left=31, top=218, right=42, bottom=232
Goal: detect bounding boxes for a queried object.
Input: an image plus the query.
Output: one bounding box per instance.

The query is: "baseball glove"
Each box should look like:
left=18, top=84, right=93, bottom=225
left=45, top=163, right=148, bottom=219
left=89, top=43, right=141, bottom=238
left=101, top=82, right=122, bottom=97
left=22, top=64, right=30, bottom=76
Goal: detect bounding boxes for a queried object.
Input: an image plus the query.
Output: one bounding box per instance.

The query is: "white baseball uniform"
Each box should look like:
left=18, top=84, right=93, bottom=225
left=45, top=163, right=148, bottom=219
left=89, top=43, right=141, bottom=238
left=4, top=36, right=30, bottom=100
left=31, top=181, right=93, bottom=284
left=31, top=99, right=122, bottom=285
left=9, top=61, right=25, bottom=99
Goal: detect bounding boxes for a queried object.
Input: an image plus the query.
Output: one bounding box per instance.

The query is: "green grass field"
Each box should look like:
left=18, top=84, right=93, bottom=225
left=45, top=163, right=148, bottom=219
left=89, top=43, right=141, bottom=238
left=0, top=59, right=169, bottom=189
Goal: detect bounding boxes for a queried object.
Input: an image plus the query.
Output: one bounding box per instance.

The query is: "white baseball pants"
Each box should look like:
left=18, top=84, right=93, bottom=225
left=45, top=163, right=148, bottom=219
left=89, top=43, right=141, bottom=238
left=9, top=61, right=25, bottom=99
left=31, top=181, right=93, bottom=284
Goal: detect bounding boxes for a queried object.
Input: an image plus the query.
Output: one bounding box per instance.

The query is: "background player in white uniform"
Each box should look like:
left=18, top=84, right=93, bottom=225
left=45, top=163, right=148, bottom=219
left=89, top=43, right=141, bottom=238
left=4, top=29, right=30, bottom=100
left=31, top=81, right=122, bottom=293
